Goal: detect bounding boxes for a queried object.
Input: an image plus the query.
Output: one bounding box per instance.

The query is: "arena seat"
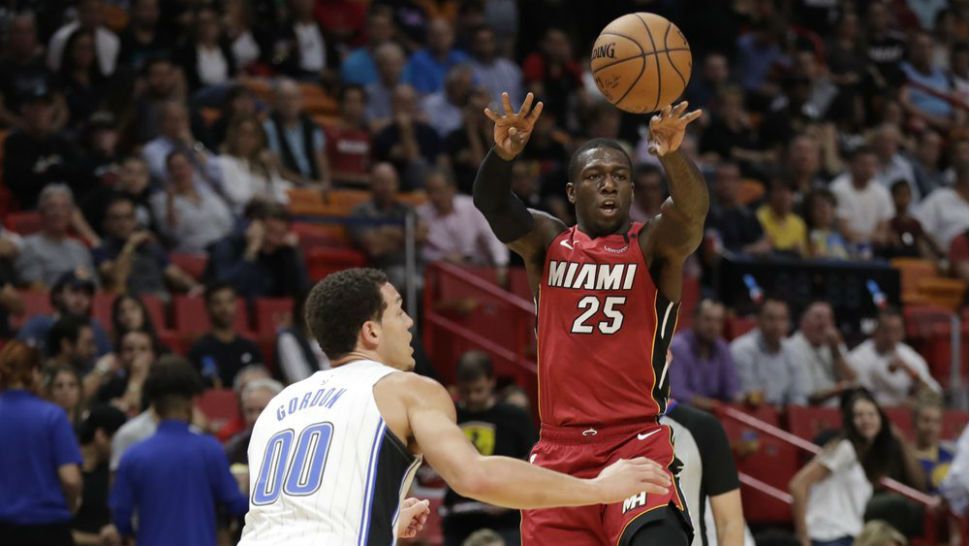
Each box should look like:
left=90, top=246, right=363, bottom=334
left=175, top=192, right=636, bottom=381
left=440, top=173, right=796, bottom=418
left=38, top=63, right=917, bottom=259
left=10, top=290, right=52, bottom=330
left=196, top=389, right=241, bottom=435
left=883, top=406, right=914, bottom=440
left=173, top=295, right=250, bottom=339
left=291, top=222, right=349, bottom=250
left=942, top=410, right=968, bottom=441
left=5, top=211, right=43, bottom=235
left=786, top=405, right=841, bottom=444
left=724, top=314, right=756, bottom=340
left=140, top=294, right=170, bottom=333
left=305, top=247, right=367, bottom=281
left=170, top=253, right=209, bottom=281
left=254, top=298, right=294, bottom=337
left=91, top=292, right=115, bottom=333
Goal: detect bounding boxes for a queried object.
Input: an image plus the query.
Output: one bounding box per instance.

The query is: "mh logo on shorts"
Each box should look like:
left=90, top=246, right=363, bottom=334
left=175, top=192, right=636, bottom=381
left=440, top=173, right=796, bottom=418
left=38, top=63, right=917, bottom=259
left=622, top=491, right=647, bottom=514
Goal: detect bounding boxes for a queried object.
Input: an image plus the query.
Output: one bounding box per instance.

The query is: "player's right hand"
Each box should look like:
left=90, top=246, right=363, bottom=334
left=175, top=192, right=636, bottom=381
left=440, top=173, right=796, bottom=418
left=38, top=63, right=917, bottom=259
left=591, top=457, right=671, bottom=503
left=484, top=92, right=543, bottom=161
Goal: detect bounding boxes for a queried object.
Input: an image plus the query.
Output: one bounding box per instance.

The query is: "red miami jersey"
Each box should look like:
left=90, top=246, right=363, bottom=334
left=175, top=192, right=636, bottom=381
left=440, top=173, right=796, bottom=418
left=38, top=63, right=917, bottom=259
left=536, top=222, right=679, bottom=427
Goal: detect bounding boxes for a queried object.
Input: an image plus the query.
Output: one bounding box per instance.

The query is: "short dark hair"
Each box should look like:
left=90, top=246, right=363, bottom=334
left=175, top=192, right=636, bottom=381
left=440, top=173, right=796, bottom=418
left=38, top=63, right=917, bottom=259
left=456, top=350, right=494, bottom=383
left=47, top=315, right=90, bottom=356
left=890, top=179, right=911, bottom=194
left=143, top=355, right=205, bottom=416
left=849, top=145, right=877, bottom=161
left=758, top=296, right=788, bottom=317
left=694, top=298, right=725, bottom=317
left=305, top=268, right=389, bottom=360
left=204, top=281, right=235, bottom=304
left=165, top=148, right=192, bottom=168
left=104, top=194, right=135, bottom=214
left=140, top=56, right=172, bottom=77
left=568, top=138, right=632, bottom=183
left=876, top=306, right=903, bottom=326
left=338, top=83, right=366, bottom=103
left=78, top=404, right=127, bottom=444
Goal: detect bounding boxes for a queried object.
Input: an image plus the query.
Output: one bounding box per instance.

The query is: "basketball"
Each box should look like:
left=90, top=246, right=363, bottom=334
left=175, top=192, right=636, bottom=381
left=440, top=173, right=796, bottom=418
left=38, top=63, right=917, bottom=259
left=591, top=12, right=692, bottom=114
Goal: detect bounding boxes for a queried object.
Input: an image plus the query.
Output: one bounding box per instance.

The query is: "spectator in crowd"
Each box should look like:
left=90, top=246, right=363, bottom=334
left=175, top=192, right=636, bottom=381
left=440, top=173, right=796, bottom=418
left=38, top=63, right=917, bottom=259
left=47, top=0, right=119, bottom=76
left=350, top=163, right=417, bottom=291
left=95, top=195, right=201, bottom=299
left=74, top=112, right=123, bottom=204
left=276, top=294, right=329, bottom=384
left=911, top=392, right=954, bottom=493
left=0, top=13, right=64, bottom=130
left=685, top=52, right=731, bottom=111
left=670, top=299, right=740, bottom=411
left=469, top=25, right=522, bottom=107
left=208, top=84, right=259, bottom=149
left=262, top=78, right=332, bottom=189
left=265, top=0, right=334, bottom=80
left=44, top=365, right=83, bottom=427
left=443, top=86, right=495, bottom=193
left=704, top=161, right=771, bottom=257
left=910, top=130, right=946, bottom=197
left=213, top=364, right=273, bottom=444
left=142, top=100, right=217, bottom=184
left=340, top=8, right=395, bottom=86
left=3, top=90, right=77, bottom=210
left=789, top=389, right=926, bottom=546
left=47, top=314, right=98, bottom=374
left=217, top=115, right=292, bottom=213
left=422, top=64, right=476, bottom=138
left=224, top=378, right=284, bottom=466
left=325, top=84, right=372, bottom=187
left=699, top=86, right=770, bottom=173
left=59, top=30, right=107, bottom=131
left=630, top=165, right=666, bottom=223
left=883, top=180, right=943, bottom=260
left=757, top=179, right=807, bottom=257
left=406, top=18, right=470, bottom=95
left=831, top=146, right=893, bottom=248
left=521, top=28, right=581, bottom=126
left=72, top=405, right=127, bottom=546
left=17, top=270, right=112, bottom=356
left=111, top=294, right=162, bottom=347
left=150, top=150, right=234, bottom=253
left=188, top=282, right=265, bottom=388
left=914, top=162, right=969, bottom=253
left=92, top=329, right=156, bottom=414
left=0, top=341, right=83, bottom=545
left=372, top=84, right=441, bottom=190
left=735, top=20, right=786, bottom=97
left=442, top=351, right=536, bottom=546
left=787, top=302, right=856, bottom=406
left=864, top=2, right=907, bottom=88
left=804, top=189, right=851, bottom=259
left=899, top=32, right=957, bottom=133
left=15, top=185, right=96, bottom=288
left=787, top=135, right=831, bottom=199
left=117, top=0, right=171, bottom=71
left=175, top=5, right=236, bottom=93
left=871, top=124, right=918, bottom=200
left=365, top=42, right=409, bottom=130
left=848, top=308, right=942, bottom=407
left=80, top=156, right=155, bottom=238
left=731, top=297, right=806, bottom=406
left=417, top=170, right=508, bottom=278
left=127, top=58, right=191, bottom=145
left=207, top=201, right=309, bottom=299
left=107, top=356, right=248, bottom=546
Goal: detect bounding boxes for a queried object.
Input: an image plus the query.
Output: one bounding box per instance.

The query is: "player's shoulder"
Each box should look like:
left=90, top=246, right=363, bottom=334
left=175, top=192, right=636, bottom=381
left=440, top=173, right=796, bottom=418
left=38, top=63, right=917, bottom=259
left=378, top=371, right=448, bottom=400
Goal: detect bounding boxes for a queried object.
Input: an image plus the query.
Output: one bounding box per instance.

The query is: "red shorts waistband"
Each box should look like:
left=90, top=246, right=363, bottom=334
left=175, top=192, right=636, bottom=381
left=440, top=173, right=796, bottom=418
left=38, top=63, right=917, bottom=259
left=539, top=419, right=662, bottom=444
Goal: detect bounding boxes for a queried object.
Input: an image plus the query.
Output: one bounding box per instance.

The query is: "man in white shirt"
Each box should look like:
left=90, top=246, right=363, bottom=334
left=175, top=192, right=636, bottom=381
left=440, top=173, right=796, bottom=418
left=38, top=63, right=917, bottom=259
left=786, top=302, right=856, bottom=406
left=847, top=308, right=941, bottom=407
left=47, top=0, right=119, bottom=76
left=730, top=298, right=807, bottom=406
left=915, top=164, right=969, bottom=251
left=469, top=26, right=523, bottom=108
left=871, top=124, right=919, bottom=201
left=830, top=146, right=893, bottom=246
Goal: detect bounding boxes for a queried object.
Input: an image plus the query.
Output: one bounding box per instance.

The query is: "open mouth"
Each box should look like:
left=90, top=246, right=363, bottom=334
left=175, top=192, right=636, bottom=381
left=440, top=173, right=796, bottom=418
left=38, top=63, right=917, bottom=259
left=600, top=200, right=618, bottom=215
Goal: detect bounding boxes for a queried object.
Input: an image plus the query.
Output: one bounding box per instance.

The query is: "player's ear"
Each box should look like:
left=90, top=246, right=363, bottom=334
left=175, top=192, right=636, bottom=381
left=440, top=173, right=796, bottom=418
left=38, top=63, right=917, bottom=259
left=360, top=320, right=381, bottom=349
left=566, top=182, right=576, bottom=204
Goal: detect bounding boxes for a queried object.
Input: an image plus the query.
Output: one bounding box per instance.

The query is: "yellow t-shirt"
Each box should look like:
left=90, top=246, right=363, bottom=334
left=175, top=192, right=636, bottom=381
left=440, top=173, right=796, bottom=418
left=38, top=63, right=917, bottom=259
left=757, top=205, right=807, bottom=255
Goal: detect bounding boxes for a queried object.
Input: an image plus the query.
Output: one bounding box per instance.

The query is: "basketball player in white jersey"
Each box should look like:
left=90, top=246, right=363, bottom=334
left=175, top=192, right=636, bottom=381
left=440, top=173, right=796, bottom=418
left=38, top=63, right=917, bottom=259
left=239, top=268, right=673, bottom=546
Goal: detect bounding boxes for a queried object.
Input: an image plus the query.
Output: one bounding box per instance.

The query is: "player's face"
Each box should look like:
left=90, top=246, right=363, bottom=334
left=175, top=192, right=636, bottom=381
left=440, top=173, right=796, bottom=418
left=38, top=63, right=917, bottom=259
left=376, top=283, right=415, bottom=371
left=567, top=148, right=632, bottom=236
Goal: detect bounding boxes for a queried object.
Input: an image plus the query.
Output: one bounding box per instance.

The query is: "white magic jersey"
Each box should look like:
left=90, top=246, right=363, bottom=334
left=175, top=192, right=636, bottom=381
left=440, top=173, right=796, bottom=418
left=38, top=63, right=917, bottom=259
left=239, top=360, right=422, bottom=546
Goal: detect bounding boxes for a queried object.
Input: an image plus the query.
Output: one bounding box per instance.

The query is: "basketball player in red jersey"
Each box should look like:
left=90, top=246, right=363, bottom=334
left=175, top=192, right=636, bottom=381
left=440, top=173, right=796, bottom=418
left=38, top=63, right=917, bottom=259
left=472, top=92, right=708, bottom=546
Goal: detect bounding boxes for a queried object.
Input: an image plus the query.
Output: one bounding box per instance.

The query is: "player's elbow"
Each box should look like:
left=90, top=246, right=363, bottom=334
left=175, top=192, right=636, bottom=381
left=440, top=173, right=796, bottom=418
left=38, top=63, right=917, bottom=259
left=448, top=461, right=492, bottom=499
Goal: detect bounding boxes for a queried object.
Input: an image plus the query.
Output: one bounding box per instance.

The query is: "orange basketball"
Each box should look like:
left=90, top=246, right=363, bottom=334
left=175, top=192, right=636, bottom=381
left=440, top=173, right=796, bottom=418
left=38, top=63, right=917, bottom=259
left=591, top=12, right=692, bottom=114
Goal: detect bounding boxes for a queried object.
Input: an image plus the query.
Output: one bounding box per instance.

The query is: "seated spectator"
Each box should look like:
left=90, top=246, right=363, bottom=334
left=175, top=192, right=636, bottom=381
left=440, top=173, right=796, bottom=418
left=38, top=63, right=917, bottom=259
left=406, top=18, right=470, bottom=95
left=789, top=389, right=926, bottom=546
left=805, top=189, right=851, bottom=259
left=787, top=302, right=856, bottom=406
left=15, top=185, right=96, bottom=288
left=74, top=112, right=123, bottom=206
left=340, top=8, right=395, bottom=86
left=350, top=163, right=416, bottom=292
left=685, top=52, right=731, bottom=112
left=117, top=0, right=172, bottom=71
left=127, top=58, right=194, bottom=145
left=0, top=13, right=63, bottom=131
left=848, top=308, right=942, bottom=407
left=207, top=202, right=308, bottom=300
left=188, top=283, right=265, bottom=388
left=17, top=270, right=112, bottom=356
left=212, top=364, right=273, bottom=443
left=107, top=356, right=248, bottom=546
left=669, top=299, right=739, bottom=411
left=262, top=78, right=331, bottom=189
left=225, top=378, right=284, bottom=466
left=864, top=2, right=907, bottom=87
left=442, top=351, right=536, bottom=546
left=325, top=84, right=372, bottom=187
left=469, top=25, right=522, bottom=107
left=630, top=165, right=666, bottom=223
left=3, top=90, right=78, bottom=210
left=80, top=155, right=156, bottom=238
left=47, top=0, right=119, bottom=76
left=365, top=42, right=409, bottom=130
left=110, top=293, right=165, bottom=348
left=217, top=115, right=292, bottom=213
left=521, top=28, right=581, bottom=126
left=0, top=341, right=82, bottom=546
left=705, top=162, right=771, bottom=257
left=264, top=0, right=335, bottom=80
left=787, top=135, right=830, bottom=200
left=911, top=393, right=954, bottom=493
left=91, top=330, right=157, bottom=415
left=914, top=164, right=969, bottom=254
left=59, top=30, right=107, bottom=131
left=883, top=180, right=943, bottom=260
left=141, top=100, right=218, bottom=184
left=421, top=64, right=475, bottom=138
left=209, top=85, right=258, bottom=150
left=417, top=170, right=508, bottom=277
left=150, top=150, right=234, bottom=253
left=72, top=405, right=127, bottom=546
left=831, top=146, right=893, bottom=248
left=95, top=196, right=201, bottom=298
left=871, top=124, right=919, bottom=200
left=699, top=87, right=770, bottom=173
left=277, top=295, right=329, bottom=384
left=47, top=314, right=98, bottom=375
left=735, top=20, right=786, bottom=97
left=443, top=86, right=493, bottom=193
left=44, top=365, right=83, bottom=427
left=910, top=130, right=946, bottom=197
left=899, top=32, right=956, bottom=132
left=372, top=84, right=441, bottom=190
left=756, top=180, right=808, bottom=257
left=730, top=298, right=806, bottom=406
left=174, top=5, right=237, bottom=93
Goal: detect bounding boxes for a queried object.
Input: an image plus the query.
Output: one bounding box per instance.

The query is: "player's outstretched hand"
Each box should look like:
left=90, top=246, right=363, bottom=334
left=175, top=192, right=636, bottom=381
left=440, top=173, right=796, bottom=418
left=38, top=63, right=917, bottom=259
left=395, top=497, right=431, bottom=539
left=592, top=457, right=671, bottom=504
left=648, top=101, right=702, bottom=157
left=484, top=92, right=544, bottom=161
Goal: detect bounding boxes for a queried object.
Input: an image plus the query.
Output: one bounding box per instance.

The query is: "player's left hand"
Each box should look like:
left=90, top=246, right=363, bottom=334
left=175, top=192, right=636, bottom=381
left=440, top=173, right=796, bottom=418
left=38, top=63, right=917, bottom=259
left=395, top=497, right=430, bottom=538
left=648, top=102, right=702, bottom=157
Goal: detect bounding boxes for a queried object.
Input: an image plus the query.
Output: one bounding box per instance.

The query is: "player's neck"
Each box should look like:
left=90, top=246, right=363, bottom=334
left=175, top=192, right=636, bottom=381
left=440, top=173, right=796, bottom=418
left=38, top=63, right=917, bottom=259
left=332, top=349, right=402, bottom=370
left=576, top=219, right=631, bottom=239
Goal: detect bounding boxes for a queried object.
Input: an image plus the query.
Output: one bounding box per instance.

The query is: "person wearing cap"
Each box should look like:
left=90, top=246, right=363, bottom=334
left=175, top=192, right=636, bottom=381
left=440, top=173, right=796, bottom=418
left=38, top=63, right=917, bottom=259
left=16, top=269, right=112, bottom=357
left=72, top=405, right=127, bottom=546
left=0, top=13, right=67, bottom=131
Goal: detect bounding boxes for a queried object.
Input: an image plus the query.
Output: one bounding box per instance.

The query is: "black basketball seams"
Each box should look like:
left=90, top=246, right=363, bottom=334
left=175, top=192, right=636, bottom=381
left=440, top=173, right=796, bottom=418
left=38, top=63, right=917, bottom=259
left=634, top=13, right=662, bottom=112
left=599, top=28, right=645, bottom=106
left=662, top=22, right=688, bottom=89
left=597, top=31, right=645, bottom=54
left=591, top=48, right=690, bottom=74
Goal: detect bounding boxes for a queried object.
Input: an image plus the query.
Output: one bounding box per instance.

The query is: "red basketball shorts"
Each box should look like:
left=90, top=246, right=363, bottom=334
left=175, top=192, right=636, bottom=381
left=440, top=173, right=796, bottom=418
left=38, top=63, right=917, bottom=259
left=520, top=421, right=692, bottom=546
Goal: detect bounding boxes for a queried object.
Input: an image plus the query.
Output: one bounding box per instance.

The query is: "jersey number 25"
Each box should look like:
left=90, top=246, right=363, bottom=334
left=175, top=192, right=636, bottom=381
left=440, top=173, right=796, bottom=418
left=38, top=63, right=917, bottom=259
left=571, top=296, right=626, bottom=334
left=253, top=422, right=334, bottom=504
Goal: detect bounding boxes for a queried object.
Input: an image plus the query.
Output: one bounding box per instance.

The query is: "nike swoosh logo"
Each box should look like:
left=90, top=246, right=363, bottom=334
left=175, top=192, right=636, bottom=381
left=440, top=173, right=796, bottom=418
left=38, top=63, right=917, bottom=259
left=560, top=240, right=573, bottom=250
left=637, top=429, right=661, bottom=441
left=529, top=454, right=537, bottom=463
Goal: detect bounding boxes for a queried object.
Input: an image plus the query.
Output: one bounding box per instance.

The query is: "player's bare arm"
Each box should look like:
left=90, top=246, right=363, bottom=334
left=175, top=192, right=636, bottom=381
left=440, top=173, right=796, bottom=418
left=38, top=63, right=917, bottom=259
left=473, top=92, right=566, bottom=275
left=639, top=102, right=709, bottom=302
left=374, top=371, right=671, bottom=509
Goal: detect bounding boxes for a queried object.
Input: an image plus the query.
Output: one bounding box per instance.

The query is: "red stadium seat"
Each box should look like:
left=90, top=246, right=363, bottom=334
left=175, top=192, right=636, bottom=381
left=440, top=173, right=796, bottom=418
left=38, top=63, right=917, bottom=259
left=883, top=406, right=915, bottom=440
left=305, top=247, right=367, bottom=281
left=724, top=315, right=756, bottom=340
left=197, top=389, right=241, bottom=435
left=786, top=406, right=841, bottom=444
left=170, top=253, right=209, bottom=281
left=254, top=298, right=294, bottom=337
left=10, top=290, right=52, bottom=330
left=942, top=410, right=968, bottom=441
left=91, top=292, right=115, bottom=333
left=5, top=211, right=42, bottom=235
left=173, top=295, right=249, bottom=339
left=140, top=294, right=169, bottom=332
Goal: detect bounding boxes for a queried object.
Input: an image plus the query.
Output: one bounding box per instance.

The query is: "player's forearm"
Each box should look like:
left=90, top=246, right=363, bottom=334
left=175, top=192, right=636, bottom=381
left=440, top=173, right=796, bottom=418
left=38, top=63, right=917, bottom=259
left=472, top=148, right=535, bottom=243
left=460, top=455, right=602, bottom=509
left=658, top=150, right=709, bottom=223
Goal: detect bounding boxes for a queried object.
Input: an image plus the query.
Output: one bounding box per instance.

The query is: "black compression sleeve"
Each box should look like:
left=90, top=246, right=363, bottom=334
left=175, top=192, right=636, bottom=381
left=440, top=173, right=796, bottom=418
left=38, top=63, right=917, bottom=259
left=471, top=148, right=536, bottom=243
